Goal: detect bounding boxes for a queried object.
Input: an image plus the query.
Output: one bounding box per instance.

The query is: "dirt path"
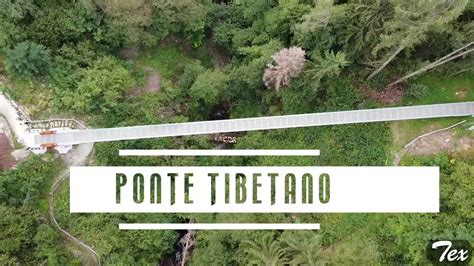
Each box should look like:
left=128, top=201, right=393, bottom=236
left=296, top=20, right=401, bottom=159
left=144, top=67, right=161, bottom=92
left=394, top=120, right=469, bottom=165
left=407, top=130, right=472, bottom=156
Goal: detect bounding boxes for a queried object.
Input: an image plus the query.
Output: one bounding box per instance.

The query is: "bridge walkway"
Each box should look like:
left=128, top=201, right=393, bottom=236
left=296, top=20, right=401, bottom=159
left=34, top=102, right=474, bottom=146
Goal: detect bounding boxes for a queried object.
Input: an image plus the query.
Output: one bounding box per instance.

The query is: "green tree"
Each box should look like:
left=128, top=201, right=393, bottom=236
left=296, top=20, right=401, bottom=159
left=53, top=41, right=101, bottom=72
left=5, top=41, right=50, bottom=77
left=151, top=0, right=209, bottom=47
left=279, top=231, right=326, bottom=265
left=0, top=0, right=36, bottom=48
left=0, top=155, right=61, bottom=207
left=0, top=0, right=35, bottom=21
left=54, top=191, right=179, bottom=264
left=28, top=1, right=101, bottom=50
left=263, top=1, right=310, bottom=45
left=0, top=205, right=37, bottom=261
left=331, top=235, right=380, bottom=265
left=190, top=231, right=238, bottom=265
left=293, top=1, right=350, bottom=53
left=368, top=0, right=468, bottom=80
left=378, top=157, right=473, bottom=264
left=190, top=70, right=228, bottom=105
left=34, top=224, right=77, bottom=264
left=0, top=253, right=19, bottom=265
left=60, top=56, right=133, bottom=113
left=189, top=69, right=229, bottom=118
left=179, top=60, right=206, bottom=91
left=295, top=0, right=334, bottom=34
left=244, top=234, right=289, bottom=266
left=225, top=40, right=282, bottom=117
left=87, top=0, right=154, bottom=48
left=304, top=50, right=349, bottom=89
left=323, top=77, right=358, bottom=111
left=440, top=160, right=473, bottom=219
left=344, top=0, right=393, bottom=61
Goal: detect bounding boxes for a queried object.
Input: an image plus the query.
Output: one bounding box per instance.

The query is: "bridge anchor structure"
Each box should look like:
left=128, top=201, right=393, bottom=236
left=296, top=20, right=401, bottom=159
left=1, top=92, right=87, bottom=154
left=25, top=120, right=88, bottom=154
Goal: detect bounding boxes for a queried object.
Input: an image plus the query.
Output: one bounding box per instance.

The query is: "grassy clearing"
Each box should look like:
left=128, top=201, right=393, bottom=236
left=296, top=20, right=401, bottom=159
left=403, top=72, right=473, bottom=105
left=391, top=117, right=473, bottom=152
left=138, top=44, right=193, bottom=81
left=136, top=38, right=219, bottom=89
left=390, top=72, right=474, bottom=155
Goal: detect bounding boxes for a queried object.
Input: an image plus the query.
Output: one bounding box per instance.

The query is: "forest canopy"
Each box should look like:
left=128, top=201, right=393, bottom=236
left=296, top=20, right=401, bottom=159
left=0, top=0, right=473, bottom=265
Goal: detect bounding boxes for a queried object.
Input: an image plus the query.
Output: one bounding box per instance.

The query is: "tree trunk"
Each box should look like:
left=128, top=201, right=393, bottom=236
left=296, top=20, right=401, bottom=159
left=367, top=45, right=405, bottom=81
left=176, top=220, right=196, bottom=266
left=388, top=44, right=474, bottom=86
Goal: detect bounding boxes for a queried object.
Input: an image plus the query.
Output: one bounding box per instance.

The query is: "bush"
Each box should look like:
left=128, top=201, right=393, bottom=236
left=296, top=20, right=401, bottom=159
left=179, top=60, right=206, bottom=91
left=213, top=22, right=236, bottom=51
left=189, top=70, right=229, bottom=119
left=406, top=83, right=430, bottom=99
left=54, top=41, right=99, bottom=71
left=60, top=56, right=133, bottom=114
left=5, top=41, right=50, bottom=77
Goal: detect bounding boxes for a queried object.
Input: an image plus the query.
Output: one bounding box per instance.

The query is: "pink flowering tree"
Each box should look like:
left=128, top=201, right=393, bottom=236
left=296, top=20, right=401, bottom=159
left=263, top=47, right=306, bottom=90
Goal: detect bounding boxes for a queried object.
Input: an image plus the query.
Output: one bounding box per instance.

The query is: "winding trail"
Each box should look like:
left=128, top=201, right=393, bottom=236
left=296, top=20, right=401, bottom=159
left=0, top=89, right=100, bottom=265
left=49, top=142, right=100, bottom=265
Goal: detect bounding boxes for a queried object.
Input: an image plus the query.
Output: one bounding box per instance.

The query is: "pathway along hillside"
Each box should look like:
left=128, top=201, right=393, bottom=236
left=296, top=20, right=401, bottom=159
left=0, top=91, right=100, bottom=265
left=49, top=142, right=99, bottom=265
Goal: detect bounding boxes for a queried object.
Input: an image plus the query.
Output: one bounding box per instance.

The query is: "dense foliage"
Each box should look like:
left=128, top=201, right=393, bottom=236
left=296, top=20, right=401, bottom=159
left=0, top=156, right=75, bottom=264
left=5, top=41, right=50, bottom=77
left=0, top=0, right=472, bottom=264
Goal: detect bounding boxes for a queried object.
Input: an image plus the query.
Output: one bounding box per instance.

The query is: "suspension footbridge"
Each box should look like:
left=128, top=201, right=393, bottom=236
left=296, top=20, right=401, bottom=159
left=2, top=92, right=472, bottom=154
left=30, top=102, right=473, bottom=151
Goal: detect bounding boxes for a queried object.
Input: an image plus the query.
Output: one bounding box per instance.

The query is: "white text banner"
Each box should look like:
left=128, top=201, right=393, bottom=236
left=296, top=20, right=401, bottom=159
left=70, top=166, right=439, bottom=213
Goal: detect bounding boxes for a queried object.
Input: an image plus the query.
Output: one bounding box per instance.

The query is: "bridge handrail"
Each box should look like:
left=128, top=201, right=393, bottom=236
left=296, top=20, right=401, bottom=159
left=27, top=119, right=87, bottom=130
left=0, top=91, right=31, bottom=122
